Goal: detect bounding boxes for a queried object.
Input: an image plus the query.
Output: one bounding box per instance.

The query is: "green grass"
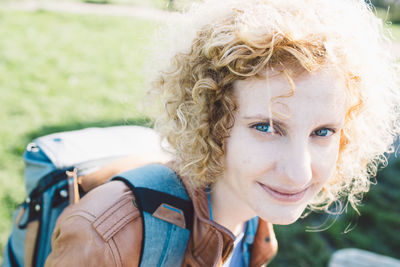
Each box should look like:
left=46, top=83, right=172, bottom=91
left=0, top=10, right=157, bottom=261
left=0, top=0, right=168, bottom=9
left=79, top=0, right=170, bottom=9
left=1, top=9, right=400, bottom=266
left=0, top=0, right=189, bottom=11
left=76, top=0, right=199, bottom=11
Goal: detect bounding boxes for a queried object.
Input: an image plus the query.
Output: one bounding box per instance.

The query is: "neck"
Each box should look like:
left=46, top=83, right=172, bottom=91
left=209, top=179, right=256, bottom=236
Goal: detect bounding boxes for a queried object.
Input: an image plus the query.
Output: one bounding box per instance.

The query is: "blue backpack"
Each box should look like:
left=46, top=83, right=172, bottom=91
left=2, top=126, right=193, bottom=267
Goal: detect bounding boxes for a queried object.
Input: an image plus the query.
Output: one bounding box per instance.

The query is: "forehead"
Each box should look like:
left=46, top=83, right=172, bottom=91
left=233, top=69, right=348, bottom=125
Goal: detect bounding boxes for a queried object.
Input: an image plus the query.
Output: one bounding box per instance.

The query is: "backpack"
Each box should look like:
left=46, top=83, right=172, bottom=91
left=2, top=126, right=193, bottom=267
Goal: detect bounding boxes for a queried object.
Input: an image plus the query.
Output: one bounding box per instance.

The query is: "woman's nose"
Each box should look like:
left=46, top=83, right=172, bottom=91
left=276, top=142, right=313, bottom=188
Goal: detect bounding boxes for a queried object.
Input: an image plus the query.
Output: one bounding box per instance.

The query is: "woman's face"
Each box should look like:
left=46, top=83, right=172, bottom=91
left=220, top=69, right=348, bottom=225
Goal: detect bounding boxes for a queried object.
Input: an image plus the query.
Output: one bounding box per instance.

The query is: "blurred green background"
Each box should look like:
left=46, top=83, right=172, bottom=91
left=0, top=0, right=399, bottom=266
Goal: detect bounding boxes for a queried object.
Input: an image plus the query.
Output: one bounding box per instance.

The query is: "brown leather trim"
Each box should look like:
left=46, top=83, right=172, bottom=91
left=250, top=219, right=278, bottom=267
left=25, top=220, right=39, bottom=267
left=92, top=196, right=140, bottom=241
left=79, top=157, right=169, bottom=192
left=15, top=206, right=25, bottom=226
left=66, top=169, right=80, bottom=204
left=152, top=203, right=186, bottom=228
left=108, top=237, right=123, bottom=267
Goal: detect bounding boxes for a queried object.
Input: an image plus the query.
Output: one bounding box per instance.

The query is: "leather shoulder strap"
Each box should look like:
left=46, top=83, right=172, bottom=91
left=112, top=164, right=193, bottom=267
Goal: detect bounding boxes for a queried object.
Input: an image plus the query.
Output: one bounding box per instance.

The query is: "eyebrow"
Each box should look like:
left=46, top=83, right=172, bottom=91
left=241, top=115, right=288, bottom=128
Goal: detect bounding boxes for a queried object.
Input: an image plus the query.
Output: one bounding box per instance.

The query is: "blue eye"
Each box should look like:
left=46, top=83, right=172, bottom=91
left=313, top=128, right=334, bottom=137
left=253, top=123, right=274, bottom=133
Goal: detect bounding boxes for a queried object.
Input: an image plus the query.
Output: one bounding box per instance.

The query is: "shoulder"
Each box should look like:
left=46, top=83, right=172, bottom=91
left=46, top=181, right=143, bottom=267
left=75, top=181, right=142, bottom=240
left=68, top=180, right=139, bottom=222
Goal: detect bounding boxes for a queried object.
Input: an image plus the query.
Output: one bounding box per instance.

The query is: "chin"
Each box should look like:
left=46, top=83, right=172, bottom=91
left=258, top=206, right=305, bottom=225
left=270, top=216, right=300, bottom=225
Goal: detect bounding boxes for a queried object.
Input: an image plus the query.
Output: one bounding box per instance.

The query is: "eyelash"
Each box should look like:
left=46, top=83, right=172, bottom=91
left=251, top=123, right=336, bottom=137
left=251, top=123, right=278, bottom=134
left=312, top=128, right=336, bottom=137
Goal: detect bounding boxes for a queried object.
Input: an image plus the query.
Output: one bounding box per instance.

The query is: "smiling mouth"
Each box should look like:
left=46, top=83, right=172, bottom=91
left=258, top=182, right=309, bottom=203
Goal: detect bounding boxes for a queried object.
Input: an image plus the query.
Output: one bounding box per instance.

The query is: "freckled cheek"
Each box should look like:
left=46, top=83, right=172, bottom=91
left=240, top=148, right=278, bottom=181
left=225, top=137, right=276, bottom=178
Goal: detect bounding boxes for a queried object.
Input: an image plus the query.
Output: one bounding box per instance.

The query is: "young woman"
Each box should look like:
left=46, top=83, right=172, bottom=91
left=45, top=0, right=400, bottom=266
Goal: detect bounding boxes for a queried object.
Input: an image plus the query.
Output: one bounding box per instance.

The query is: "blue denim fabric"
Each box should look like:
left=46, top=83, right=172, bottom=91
left=227, top=233, right=245, bottom=267
left=115, top=164, right=191, bottom=267
left=225, top=216, right=259, bottom=267
left=240, top=217, right=259, bottom=266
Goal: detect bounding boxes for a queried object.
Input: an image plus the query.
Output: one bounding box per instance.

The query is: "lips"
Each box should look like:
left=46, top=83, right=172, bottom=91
left=258, top=182, right=309, bottom=203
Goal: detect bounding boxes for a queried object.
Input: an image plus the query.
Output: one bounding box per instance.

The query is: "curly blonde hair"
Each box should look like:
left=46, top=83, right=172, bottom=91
left=150, top=0, right=400, bottom=212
